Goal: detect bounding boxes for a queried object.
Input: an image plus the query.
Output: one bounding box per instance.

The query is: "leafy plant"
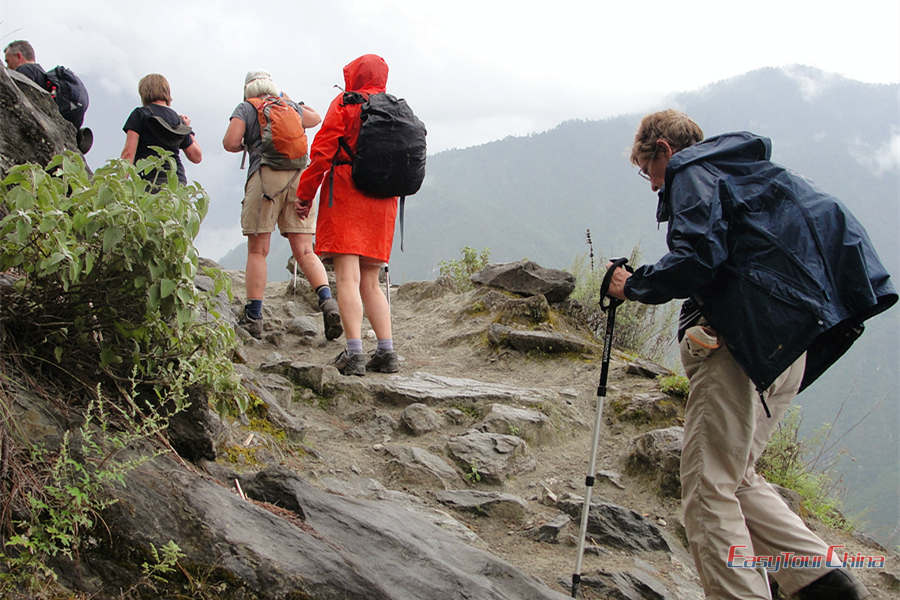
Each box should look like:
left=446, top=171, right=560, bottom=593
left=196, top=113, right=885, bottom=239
left=464, top=460, right=482, bottom=484
left=0, top=152, right=247, bottom=413
left=439, top=246, right=491, bottom=291
left=570, top=245, right=678, bottom=364
left=0, top=387, right=179, bottom=596
left=756, top=407, right=851, bottom=530
left=657, top=374, right=689, bottom=398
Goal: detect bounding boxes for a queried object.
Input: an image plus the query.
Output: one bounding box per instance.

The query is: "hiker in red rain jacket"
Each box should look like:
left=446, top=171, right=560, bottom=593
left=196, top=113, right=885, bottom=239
left=296, top=54, right=400, bottom=377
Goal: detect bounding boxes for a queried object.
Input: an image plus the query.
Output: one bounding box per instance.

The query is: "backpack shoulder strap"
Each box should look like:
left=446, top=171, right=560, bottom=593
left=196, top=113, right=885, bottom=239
left=341, top=91, right=367, bottom=106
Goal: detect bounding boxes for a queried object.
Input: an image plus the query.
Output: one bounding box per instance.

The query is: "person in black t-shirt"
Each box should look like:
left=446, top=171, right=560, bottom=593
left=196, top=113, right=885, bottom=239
left=120, top=73, right=202, bottom=186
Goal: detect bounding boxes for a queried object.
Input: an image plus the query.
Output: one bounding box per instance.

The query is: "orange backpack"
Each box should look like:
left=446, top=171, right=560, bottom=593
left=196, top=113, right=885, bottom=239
left=246, top=96, right=308, bottom=170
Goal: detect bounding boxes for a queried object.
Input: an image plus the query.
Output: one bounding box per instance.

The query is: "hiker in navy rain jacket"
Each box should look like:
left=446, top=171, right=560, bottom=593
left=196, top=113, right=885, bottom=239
left=607, top=110, right=895, bottom=600
left=623, top=129, right=897, bottom=395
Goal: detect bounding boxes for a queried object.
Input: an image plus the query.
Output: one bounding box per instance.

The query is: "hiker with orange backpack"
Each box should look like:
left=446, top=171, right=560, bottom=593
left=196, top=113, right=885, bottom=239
left=296, top=54, right=425, bottom=376
left=223, top=71, right=341, bottom=341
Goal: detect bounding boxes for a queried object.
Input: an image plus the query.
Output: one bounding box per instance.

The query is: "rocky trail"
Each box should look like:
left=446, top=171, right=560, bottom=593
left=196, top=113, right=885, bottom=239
left=156, top=258, right=897, bottom=600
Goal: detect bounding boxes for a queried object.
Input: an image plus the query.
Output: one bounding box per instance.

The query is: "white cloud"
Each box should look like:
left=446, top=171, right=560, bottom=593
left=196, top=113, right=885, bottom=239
left=851, top=130, right=900, bottom=176
left=780, top=65, right=841, bottom=101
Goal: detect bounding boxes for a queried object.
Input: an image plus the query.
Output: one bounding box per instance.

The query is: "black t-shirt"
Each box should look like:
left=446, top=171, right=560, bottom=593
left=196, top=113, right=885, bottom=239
left=123, top=104, right=192, bottom=185
left=15, top=63, right=46, bottom=87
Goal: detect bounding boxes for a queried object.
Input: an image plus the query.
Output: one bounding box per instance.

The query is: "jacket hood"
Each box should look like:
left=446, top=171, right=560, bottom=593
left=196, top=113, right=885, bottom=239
left=656, top=132, right=773, bottom=223
left=343, top=54, right=388, bottom=94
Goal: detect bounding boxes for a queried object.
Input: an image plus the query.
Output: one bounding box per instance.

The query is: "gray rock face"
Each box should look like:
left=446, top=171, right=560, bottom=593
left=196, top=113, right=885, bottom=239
left=318, top=475, right=484, bottom=546
left=488, top=323, right=600, bottom=355
left=479, top=403, right=555, bottom=445
left=286, top=315, right=319, bottom=338
left=625, top=358, right=673, bottom=379
left=101, top=460, right=573, bottom=599
left=1, top=67, right=78, bottom=178
left=626, top=427, right=684, bottom=499
left=165, top=387, right=222, bottom=461
left=572, top=564, right=673, bottom=600
left=475, top=289, right=551, bottom=325
left=400, top=402, right=443, bottom=434
left=371, top=371, right=557, bottom=407
left=383, top=444, right=461, bottom=488
left=525, top=512, right=571, bottom=543
left=237, top=368, right=308, bottom=442
left=613, top=392, right=681, bottom=425
left=558, top=496, right=671, bottom=553
left=435, top=489, right=529, bottom=519
left=446, top=430, right=536, bottom=485
left=471, top=260, right=576, bottom=303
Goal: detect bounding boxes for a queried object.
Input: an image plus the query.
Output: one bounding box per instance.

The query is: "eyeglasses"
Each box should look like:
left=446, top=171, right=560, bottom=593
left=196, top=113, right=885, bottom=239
left=638, top=146, right=659, bottom=181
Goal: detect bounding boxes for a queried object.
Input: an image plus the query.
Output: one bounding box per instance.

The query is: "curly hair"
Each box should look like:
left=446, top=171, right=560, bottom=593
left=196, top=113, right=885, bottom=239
left=243, top=71, right=278, bottom=99
left=630, top=110, right=704, bottom=166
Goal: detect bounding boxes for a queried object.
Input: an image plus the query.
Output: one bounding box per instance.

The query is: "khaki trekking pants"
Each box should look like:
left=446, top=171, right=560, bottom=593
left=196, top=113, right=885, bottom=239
left=680, top=326, right=839, bottom=599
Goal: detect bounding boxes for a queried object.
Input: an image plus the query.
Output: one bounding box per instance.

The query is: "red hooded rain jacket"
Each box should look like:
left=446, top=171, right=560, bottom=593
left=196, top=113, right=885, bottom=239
left=296, top=54, right=398, bottom=263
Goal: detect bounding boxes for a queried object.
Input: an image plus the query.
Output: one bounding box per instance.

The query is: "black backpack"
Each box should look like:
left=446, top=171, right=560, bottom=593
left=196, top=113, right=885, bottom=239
left=44, top=66, right=89, bottom=129
left=331, top=91, right=426, bottom=249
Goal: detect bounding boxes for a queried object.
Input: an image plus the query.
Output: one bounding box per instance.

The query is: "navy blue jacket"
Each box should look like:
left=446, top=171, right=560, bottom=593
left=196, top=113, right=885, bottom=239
left=624, top=132, right=897, bottom=392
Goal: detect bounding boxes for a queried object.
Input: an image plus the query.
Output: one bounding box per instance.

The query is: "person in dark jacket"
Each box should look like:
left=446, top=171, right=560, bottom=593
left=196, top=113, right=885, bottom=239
left=120, top=73, right=202, bottom=187
left=607, top=109, right=896, bottom=600
left=3, top=40, right=45, bottom=85
left=4, top=39, right=93, bottom=153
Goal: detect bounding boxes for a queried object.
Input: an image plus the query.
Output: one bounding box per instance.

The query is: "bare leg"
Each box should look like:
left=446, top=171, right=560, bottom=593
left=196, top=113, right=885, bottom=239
left=287, top=233, right=327, bottom=289
left=245, top=233, right=271, bottom=300
left=360, top=262, right=392, bottom=340
left=332, top=254, right=363, bottom=340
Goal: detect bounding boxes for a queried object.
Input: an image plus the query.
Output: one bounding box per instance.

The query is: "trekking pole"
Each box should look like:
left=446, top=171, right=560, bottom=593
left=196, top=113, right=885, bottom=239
left=571, top=257, right=631, bottom=598
left=384, top=264, right=391, bottom=306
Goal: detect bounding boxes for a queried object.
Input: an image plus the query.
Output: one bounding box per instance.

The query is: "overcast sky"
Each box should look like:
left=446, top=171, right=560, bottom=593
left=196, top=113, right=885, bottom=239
left=3, top=0, right=899, bottom=260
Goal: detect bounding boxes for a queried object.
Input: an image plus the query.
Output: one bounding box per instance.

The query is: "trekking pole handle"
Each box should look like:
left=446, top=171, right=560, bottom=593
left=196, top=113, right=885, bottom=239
left=600, top=257, right=632, bottom=312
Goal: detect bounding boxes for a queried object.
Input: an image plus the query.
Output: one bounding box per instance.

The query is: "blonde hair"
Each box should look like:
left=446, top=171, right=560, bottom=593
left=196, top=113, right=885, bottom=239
left=630, top=109, right=704, bottom=166
left=138, top=73, right=172, bottom=106
left=244, top=70, right=278, bottom=99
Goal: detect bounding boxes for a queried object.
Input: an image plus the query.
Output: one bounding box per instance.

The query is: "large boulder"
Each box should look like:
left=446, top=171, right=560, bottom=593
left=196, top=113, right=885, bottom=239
left=471, top=260, right=575, bottom=303
left=626, top=426, right=684, bottom=498
left=0, top=67, right=77, bottom=178
left=97, top=460, right=571, bottom=599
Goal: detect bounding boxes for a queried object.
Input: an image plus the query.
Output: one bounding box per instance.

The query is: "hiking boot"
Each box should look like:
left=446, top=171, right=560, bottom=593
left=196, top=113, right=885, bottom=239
left=794, top=569, right=869, bottom=600
left=319, top=297, right=343, bottom=341
left=238, top=310, right=263, bottom=339
left=366, top=348, right=400, bottom=373
left=333, top=350, right=366, bottom=376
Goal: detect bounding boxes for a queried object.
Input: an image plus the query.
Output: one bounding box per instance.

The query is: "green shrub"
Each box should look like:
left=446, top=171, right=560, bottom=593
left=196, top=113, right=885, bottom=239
left=570, top=246, right=678, bottom=363
left=0, top=152, right=246, bottom=413
left=0, top=152, right=255, bottom=596
left=0, top=388, right=177, bottom=596
left=439, top=246, right=490, bottom=291
left=658, top=374, right=689, bottom=398
left=756, top=406, right=850, bottom=530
